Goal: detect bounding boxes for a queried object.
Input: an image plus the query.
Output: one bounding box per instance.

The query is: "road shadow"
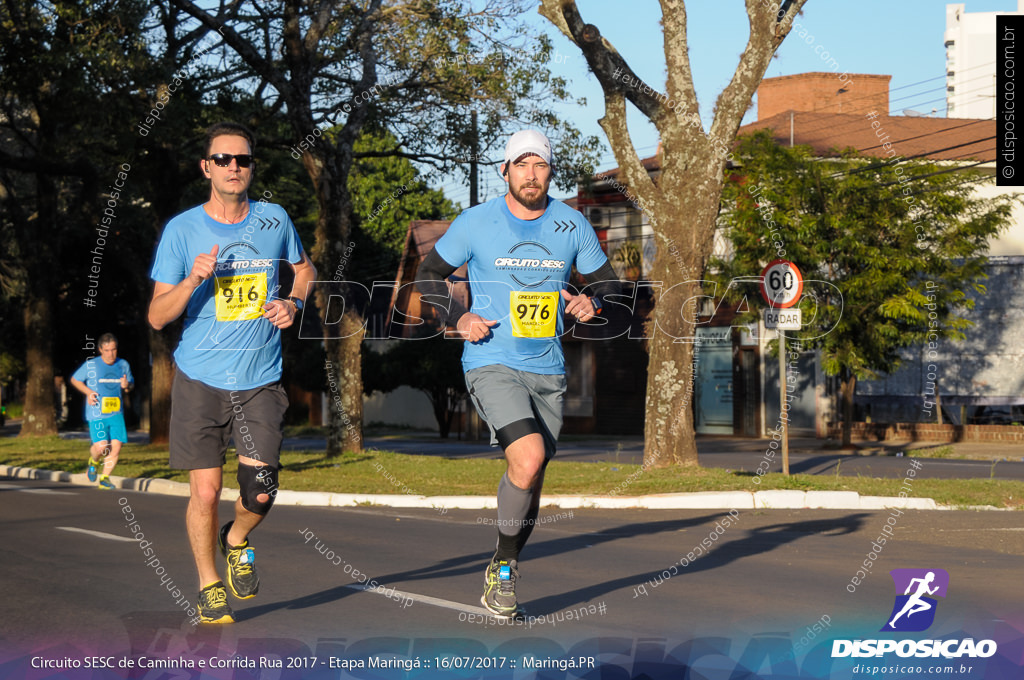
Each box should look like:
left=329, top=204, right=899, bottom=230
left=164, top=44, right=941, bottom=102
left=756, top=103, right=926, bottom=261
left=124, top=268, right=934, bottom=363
left=249, top=512, right=735, bottom=617
left=248, top=511, right=866, bottom=620
left=525, top=513, right=868, bottom=616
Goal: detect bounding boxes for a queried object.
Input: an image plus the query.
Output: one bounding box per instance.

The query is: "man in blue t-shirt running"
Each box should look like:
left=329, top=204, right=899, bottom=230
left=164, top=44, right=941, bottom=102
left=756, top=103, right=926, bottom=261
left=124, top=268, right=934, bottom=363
left=148, top=122, right=316, bottom=624
left=416, top=130, right=622, bottom=618
left=69, top=332, right=133, bottom=490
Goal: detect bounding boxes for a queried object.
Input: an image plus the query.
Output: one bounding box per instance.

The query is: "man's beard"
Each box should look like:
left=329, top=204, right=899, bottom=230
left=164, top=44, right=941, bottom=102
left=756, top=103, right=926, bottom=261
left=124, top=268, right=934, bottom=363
left=509, top=180, right=548, bottom=211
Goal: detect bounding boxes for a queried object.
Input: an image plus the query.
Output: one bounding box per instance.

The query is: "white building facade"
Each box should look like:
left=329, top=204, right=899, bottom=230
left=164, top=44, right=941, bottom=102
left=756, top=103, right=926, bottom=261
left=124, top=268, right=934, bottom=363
left=945, top=1, right=1024, bottom=119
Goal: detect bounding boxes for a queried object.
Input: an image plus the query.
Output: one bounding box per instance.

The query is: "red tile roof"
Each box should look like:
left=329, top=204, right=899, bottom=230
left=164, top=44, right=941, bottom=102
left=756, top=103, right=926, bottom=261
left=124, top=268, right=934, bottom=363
left=739, top=111, right=995, bottom=163
left=390, top=220, right=469, bottom=333
left=592, top=112, right=994, bottom=181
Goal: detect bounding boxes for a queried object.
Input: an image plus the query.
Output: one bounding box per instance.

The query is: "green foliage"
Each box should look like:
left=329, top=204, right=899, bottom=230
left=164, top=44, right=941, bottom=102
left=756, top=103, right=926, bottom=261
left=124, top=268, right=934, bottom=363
left=0, top=353, right=24, bottom=386
left=0, top=0, right=161, bottom=433
left=712, top=130, right=1017, bottom=381
left=353, top=4, right=604, bottom=193
left=345, top=129, right=459, bottom=284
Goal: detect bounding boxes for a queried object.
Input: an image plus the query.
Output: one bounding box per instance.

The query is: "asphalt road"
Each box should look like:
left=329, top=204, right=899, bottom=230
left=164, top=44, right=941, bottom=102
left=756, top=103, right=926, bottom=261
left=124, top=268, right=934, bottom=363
left=2, top=476, right=1022, bottom=679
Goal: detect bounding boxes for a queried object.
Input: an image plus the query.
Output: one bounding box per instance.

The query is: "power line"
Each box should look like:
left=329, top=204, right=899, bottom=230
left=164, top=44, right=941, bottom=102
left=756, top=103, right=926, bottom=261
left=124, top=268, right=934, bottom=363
left=746, top=70, right=999, bottom=145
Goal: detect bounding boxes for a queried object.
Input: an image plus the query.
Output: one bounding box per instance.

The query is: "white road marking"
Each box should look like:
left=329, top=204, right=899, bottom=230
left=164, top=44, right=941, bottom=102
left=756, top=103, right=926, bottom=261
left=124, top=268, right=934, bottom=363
left=56, top=527, right=137, bottom=543
left=0, top=482, right=75, bottom=495
left=345, top=583, right=493, bottom=616
left=940, top=527, right=1024, bottom=531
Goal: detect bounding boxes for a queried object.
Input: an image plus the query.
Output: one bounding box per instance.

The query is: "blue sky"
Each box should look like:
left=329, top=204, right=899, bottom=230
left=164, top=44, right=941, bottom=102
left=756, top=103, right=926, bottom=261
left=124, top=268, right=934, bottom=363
left=443, top=0, right=1015, bottom=204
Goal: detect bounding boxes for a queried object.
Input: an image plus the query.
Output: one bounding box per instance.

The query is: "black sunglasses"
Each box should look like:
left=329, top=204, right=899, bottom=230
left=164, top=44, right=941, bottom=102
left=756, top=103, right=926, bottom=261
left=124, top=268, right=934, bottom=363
left=207, top=153, right=254, bottom=168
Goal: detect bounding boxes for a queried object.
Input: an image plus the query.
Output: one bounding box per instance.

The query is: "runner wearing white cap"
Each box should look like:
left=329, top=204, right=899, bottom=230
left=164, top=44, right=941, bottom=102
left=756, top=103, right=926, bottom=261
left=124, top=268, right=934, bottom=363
left=416, top=130, right=622, bottom=617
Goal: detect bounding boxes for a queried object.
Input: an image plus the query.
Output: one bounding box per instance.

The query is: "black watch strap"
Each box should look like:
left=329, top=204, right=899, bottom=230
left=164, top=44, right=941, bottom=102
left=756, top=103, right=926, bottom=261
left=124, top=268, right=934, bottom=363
left=288, top=296, right=304, bottom=311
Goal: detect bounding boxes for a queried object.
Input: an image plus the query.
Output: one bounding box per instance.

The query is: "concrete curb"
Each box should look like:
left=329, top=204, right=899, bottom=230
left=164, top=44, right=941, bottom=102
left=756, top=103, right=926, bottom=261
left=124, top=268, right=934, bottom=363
left=1, top=464, right=954, bottom=510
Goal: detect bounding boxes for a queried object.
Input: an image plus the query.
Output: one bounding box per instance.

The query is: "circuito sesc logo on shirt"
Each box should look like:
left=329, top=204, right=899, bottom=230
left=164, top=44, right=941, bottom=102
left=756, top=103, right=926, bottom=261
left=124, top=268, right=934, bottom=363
left=493, top=241, right=566, bottom=288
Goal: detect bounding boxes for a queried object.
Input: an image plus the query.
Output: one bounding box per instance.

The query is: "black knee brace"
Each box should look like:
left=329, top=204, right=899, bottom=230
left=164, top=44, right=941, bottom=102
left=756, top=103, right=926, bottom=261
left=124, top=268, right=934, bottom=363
left=495, top=418, right=558, bottom=460
left=237, top=464, right=278, bottom=515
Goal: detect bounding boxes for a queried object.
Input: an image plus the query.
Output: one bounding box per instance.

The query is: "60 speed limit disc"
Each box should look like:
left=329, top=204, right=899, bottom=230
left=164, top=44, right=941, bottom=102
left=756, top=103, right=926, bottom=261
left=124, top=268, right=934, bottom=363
left=759, top=259, right=803, bottom=309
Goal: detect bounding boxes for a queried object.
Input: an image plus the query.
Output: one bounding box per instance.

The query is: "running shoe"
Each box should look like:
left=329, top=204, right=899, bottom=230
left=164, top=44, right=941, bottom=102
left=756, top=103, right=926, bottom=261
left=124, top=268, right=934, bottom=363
left=97, top=476, right=115, bottom=490
left=197, top=581, right=234, bottom=624
left=87, top=457, right=100, bottom=483
left=481, top=558, right=519, bottom=618
left=219, top=521, right=259, bottom=599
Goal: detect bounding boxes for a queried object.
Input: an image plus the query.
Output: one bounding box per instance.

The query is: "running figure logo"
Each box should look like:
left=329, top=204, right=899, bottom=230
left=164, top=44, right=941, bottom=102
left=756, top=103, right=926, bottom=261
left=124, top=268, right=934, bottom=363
left=881, top=568, right=950, bottom=632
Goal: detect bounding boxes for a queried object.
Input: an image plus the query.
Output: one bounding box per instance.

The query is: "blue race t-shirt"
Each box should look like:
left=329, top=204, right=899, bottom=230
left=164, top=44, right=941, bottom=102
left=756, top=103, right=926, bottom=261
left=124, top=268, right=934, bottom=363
left=434, top=196, right=608, bottom=374
left=72, top=357, right=133, bottom=421
left=149, top=201, right=304, bottom=390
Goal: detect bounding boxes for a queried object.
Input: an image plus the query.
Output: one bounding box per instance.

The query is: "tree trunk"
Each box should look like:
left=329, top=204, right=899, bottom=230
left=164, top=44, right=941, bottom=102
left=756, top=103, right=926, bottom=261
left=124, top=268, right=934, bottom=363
left=20, top=291, right=57, bottom=436
left=428, top=388, right=452, bottom=439
left=148, top=325, right=177, bottom=444
left=641, top=165, right=720, bottom=468
left=145, top=144, right=187, bottom=445
left=324, top=331, right=364, bottom=456
left=20, top=172, right=58, bottom=437
left=645, top=333, right=699, bottom=466
left=305, top=142, right=366, bottom=456
left=643, top=276, right=701, bottom=468
left=840, top=369, right=857, bottom=448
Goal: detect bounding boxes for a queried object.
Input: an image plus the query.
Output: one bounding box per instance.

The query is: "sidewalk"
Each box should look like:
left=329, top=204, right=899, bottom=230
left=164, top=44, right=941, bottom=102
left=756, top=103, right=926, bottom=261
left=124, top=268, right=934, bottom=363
left=0, top=463, right=944, bottom=511
left=309, top=431, right=1024, bottom=464
left=43, top=423, right=1024, bottom=463
left=696, top=434, right=1024, bottom=462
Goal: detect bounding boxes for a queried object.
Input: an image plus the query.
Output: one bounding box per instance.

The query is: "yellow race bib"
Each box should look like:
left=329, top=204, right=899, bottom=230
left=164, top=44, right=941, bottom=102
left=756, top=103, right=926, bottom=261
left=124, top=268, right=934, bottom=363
left=215, top=272, right=268, bottom=321
left=510, top=291, right=559, bottom=338
left=101, top=397, right=121, bottom=414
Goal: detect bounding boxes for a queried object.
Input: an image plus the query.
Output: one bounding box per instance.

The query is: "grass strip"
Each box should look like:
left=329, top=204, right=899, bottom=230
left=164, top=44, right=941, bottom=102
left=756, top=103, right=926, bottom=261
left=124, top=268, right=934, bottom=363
left=2, top=435, right=1021, bottom=509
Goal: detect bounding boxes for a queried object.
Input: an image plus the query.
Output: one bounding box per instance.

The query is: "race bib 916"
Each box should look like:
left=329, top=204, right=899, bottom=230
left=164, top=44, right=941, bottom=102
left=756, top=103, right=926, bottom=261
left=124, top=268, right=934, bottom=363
left=215, top=272, right=268, bottom=321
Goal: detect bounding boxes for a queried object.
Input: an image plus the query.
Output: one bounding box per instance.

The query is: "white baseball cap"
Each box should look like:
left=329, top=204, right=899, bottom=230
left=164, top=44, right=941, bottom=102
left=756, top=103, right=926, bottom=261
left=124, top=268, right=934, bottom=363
left=504, top=129, right=552, bottom=165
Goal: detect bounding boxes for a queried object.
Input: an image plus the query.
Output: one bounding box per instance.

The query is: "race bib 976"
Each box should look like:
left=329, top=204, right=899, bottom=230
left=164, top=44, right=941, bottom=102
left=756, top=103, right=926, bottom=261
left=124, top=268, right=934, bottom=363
left=509, top=291, right=558, bottom=338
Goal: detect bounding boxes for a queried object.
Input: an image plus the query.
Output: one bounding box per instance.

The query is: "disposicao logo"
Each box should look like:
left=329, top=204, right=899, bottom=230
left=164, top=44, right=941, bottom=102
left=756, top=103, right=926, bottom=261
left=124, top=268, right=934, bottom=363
left=831, top=568, right=998, bottom=660
left=882, top=568, right=949, bottom=632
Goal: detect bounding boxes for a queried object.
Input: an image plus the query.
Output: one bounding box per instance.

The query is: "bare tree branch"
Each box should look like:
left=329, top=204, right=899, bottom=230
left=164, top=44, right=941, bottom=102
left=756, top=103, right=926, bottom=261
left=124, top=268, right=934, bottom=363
left=659, top=0, right=698, bottom=128
left=708, top=0, right=807, bottom=144
left=539, top=0, right=664, bottom=121
left=598, top=93, right=660, bottom=210
left=166, top=0, right=297, bottom=102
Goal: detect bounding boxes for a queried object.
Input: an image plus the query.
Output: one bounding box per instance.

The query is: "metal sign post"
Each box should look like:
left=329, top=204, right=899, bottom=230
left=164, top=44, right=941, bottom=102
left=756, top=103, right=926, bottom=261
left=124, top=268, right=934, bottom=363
left=780, top=328, right=788, bottom=474
left=760, top=260, right=804, bottom=477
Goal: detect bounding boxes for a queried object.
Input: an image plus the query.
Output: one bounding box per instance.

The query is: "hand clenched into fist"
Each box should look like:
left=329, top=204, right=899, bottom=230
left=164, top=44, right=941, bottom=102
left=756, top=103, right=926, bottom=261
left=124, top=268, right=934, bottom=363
left=187, top=244, right=219, bottom=287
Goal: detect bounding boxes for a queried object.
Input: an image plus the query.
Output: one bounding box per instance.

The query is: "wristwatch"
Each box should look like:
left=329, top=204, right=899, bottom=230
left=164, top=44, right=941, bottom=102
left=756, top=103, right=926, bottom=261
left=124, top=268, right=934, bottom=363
left=288, top=296, right=304, bottom=311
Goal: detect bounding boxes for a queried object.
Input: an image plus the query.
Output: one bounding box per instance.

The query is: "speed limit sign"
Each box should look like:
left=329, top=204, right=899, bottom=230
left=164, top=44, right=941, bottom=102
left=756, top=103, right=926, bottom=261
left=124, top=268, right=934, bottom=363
left=759, top=260, right=803, bottom=309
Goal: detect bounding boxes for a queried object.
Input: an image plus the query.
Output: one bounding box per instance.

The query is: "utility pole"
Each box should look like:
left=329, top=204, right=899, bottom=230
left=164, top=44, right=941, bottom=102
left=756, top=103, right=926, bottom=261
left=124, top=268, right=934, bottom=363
left=469, top=111, right=479, bottom=206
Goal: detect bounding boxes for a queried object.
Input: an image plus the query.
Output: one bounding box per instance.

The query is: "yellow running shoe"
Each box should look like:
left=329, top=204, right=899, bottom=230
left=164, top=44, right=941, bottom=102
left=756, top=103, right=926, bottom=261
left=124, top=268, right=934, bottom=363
left=197, top=581, right=235, bottom=624
left=219, top=521, right=259, bottom=599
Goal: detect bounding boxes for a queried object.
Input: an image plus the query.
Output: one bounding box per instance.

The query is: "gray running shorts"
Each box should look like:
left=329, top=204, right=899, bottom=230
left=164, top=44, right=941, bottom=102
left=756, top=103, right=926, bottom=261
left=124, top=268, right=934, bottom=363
left=169, top=371, right=287, bottom=470
left=464, top=364, right=566, bottom=458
